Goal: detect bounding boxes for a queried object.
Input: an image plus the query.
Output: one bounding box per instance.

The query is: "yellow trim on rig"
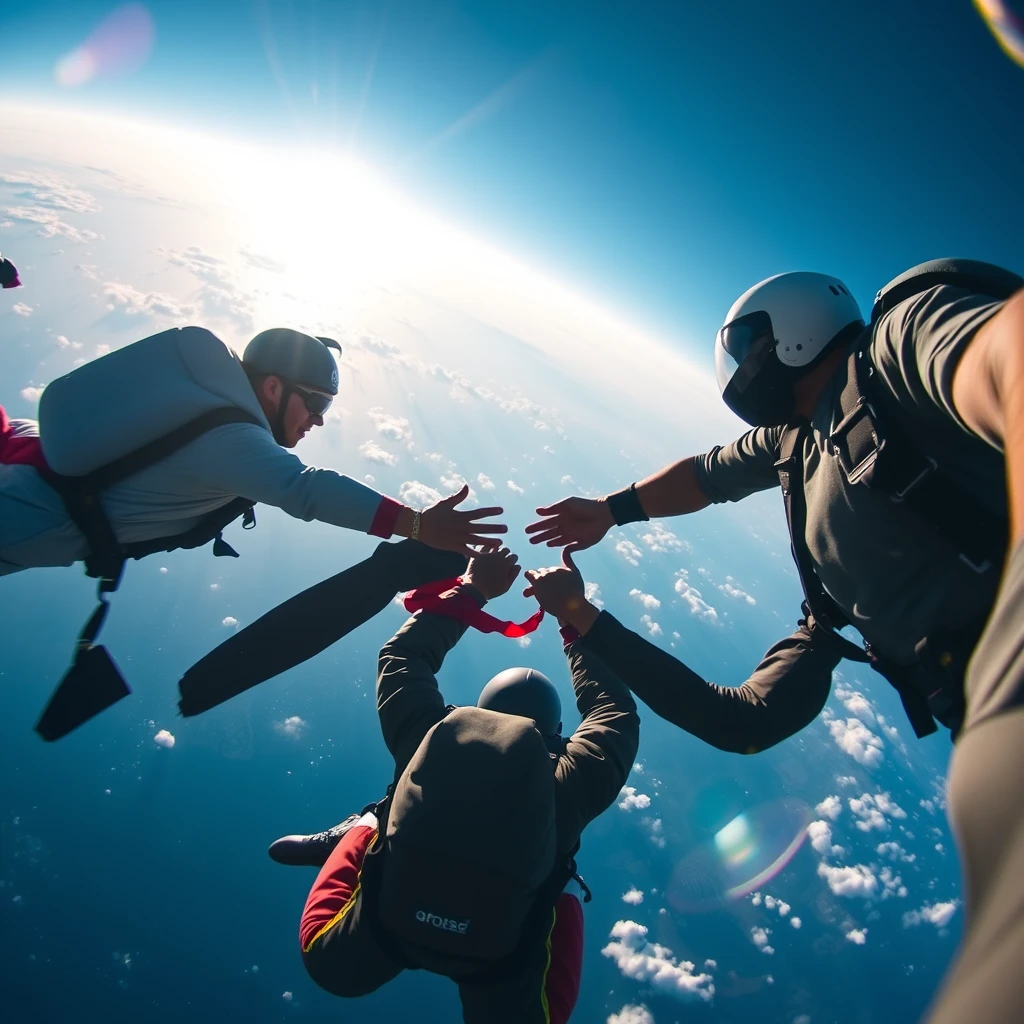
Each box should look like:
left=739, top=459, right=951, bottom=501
left=538, top=905, right=557, bottom=1024
left=302, top=829, right=378, bottom=954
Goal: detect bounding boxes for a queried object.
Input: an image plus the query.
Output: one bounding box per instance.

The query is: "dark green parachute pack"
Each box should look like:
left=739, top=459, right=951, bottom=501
left=358, top=706, right=586, bottom=982
left=776, top=258, right=1023, bottom=739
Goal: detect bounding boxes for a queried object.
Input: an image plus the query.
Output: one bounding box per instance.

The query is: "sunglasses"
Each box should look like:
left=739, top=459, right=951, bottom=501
left=293, top=385, right=334, bottom=418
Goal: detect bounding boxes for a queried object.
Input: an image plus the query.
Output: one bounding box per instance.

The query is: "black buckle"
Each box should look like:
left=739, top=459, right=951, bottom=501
left=830, top=399, right=883, bottom=485
left=890, top=455, right=937, bottom=502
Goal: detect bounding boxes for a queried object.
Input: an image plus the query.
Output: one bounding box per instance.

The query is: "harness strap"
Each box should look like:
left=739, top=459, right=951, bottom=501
left=40, top=406, right=263, bottom=592
left=830, top=346, right=1007, bottom=571
left=775, top=422, right=847, bottom=633
left=775, top=421, right=939, bottom=737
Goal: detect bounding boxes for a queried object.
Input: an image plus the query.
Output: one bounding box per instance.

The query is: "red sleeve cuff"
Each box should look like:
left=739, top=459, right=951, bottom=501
left=559, top=624, right=581, bottom=648
left=368, top=497, right=404, bottom=539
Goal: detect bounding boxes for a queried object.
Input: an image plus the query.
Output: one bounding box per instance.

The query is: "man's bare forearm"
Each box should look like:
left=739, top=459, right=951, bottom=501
left=628, top=455, right=712, bottom=518
left=953, top=290, right=1024, bottom=543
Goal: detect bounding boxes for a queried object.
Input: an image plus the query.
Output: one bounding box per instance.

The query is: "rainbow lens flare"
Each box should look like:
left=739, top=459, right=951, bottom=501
left=667, top=797, right=813, bottom=913
left=55, top=4, right=156, bottom=88
left=974, top=0, right=1024, bottom=67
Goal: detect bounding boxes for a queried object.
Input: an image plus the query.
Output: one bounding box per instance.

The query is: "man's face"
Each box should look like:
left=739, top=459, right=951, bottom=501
left=281, top=389, right=324, bottom=448
left=257, top=376, right=327, bottom=447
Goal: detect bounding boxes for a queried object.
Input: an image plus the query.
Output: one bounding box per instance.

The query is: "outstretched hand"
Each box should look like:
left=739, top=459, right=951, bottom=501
left=525, top=495, right=614, bottom=555
left=465, top=546, right=521, bottom=600
left=419, top=484, right=508, bottom=559
left=523, top=549, right=599, bottom=633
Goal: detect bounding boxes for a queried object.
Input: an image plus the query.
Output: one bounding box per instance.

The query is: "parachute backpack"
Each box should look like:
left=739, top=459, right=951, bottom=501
left=31, top=327, right=288, bottom=741
left=360, top=706, right=584, bottom=981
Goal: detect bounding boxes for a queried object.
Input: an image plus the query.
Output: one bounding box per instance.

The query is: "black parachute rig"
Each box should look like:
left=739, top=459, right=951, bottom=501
left=1, top=252, right=22, bottom=289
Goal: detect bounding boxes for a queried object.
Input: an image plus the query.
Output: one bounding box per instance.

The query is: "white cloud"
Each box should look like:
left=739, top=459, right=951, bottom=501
left=834, top=685, right=876, bottom=725
left=903, top=901, right=958, bottom=929
left=616, top=540, right=644, bottom=566
left=560, top=474, right=575, bottom=485
left=825, top=716, right=884, bottom=767
left=368, top=407, right=412, bottom=442
left=643, top=817, right=666, bottom=848
left=621, top=888, right=645, bottom=906
left=601, top=920, right=715, bottom=1003
left=507, top=480, right=525, bottom=495
left=359, top=441, right=398, bottom=466
left=222, top=616, right=238, bottom=628
left=153, top=729, right=175, bottom=749
left=399, top=480, right=443, bottom=508
left=849, top=792, right=906, bottom=832
left=273, top=716, right=308, bottom=740
left=640, top=522, right=685, bottom=553
left=790, top=917, right=802, bottom=929
left=846, top=928, right=868, bottom=945
left=815, top=795, right=842, bottom=821
left=103, top=281, right=192, bottom=319
left=763, top=895, right=791, bottom=916
left=239, top=246, right=286, bottom=273
left=640, top=614, right=663, bottom=638
left=751, top=926, right=774, bottom=954
left=607, top=1005, right=654, bottom=1024
left=12, top=302, right=32, bottom=316
left=55, top=335, right=70, bottom=347
left=879, top=866, right=907, bottom=899
left=1, top=171, right=99, bottom=213
left=95, top=343, right=110, bottom=357
left=585, top=582, right=605, bottom=609
left=629, top=588, right=661, bottom=610
left=808, top=820, right=845, bottom=858
left=281, top=991, right=293, bottom=1002
left=876, top=842, right=916, bottom=864
left=19, top=386, right=43, bottom=402
left=673, top=571, right=720, bottom=624
left=817, top=862, right=878, bottom=898
left=718, top=576, right=756, bottom=605
left=618, top=786, right=651, bottom=812
left=5, top=204, right=99, bottom=242
left=477, top=473, right=495, bottom=490
left=836, top=775, right=858, bottom=787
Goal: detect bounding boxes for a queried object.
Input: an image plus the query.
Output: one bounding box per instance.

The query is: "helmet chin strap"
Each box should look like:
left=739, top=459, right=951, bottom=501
left=272, top=382, right=294, bottom=445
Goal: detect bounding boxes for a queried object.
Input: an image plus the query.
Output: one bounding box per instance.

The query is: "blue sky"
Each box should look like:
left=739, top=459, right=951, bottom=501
left=2, top=0, right=1022, bottom=355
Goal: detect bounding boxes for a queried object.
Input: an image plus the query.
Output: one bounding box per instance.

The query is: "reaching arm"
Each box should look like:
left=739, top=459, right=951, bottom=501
left=376, top=584, right=484, bottom=774
left=527, top=432, right=781, bottom=553
left=578, top=611, right=839, bottom=754
left=952, top=288, right=1024, bottom=544
left=553, top=640, right=641, bottom=852
left=632, top=455, right=713, bottom=518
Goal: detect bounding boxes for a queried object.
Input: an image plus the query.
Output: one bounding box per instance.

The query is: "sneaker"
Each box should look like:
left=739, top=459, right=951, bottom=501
left=268, top=814, right=363, bottom=867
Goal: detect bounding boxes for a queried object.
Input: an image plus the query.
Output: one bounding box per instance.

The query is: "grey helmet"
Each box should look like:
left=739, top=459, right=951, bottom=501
left=242, top=328, right=342, bottom=395
left=477, top=667, right=562, bottom=739
left=242, top=329, right=342, bottom=442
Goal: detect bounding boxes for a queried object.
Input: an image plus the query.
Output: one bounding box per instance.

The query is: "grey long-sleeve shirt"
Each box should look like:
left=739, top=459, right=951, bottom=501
left=1, top=416, right=389, bottom=574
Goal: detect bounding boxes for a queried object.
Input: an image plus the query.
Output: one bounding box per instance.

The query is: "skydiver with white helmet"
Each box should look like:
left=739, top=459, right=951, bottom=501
left=267, top=546, right=640, bottom=1024
left=526, top=259, right=1024, bottom=1021
left=0, top=325, right=506, bottom=738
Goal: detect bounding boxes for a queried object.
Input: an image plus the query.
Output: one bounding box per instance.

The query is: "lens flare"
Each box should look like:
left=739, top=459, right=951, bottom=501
left=974, top=0, right=1024, bottom=67
left=55, top=4, right=156, bottom=88
left=667, top=797, right=813, bottom=913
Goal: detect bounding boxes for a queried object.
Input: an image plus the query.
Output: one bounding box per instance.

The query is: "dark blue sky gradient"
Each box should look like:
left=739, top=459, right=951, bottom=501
left=2, top=1, right=1022, bottom=352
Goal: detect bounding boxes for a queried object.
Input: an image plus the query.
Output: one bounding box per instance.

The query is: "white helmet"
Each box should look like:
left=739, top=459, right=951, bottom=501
left=714, top=272, right=864, bottom=426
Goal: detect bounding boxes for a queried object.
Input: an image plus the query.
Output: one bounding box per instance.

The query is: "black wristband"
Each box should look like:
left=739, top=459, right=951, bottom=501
left=606, top=483, right=649, bottom=526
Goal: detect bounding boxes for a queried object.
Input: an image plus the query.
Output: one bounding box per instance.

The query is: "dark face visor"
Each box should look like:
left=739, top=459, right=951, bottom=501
left=714, top=310, right=777, bottom=396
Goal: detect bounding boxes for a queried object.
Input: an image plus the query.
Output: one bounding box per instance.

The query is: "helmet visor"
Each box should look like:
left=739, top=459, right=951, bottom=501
left=293, top=385, right=334, bottom=418
left=714, top=310, right=776, bottom=396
